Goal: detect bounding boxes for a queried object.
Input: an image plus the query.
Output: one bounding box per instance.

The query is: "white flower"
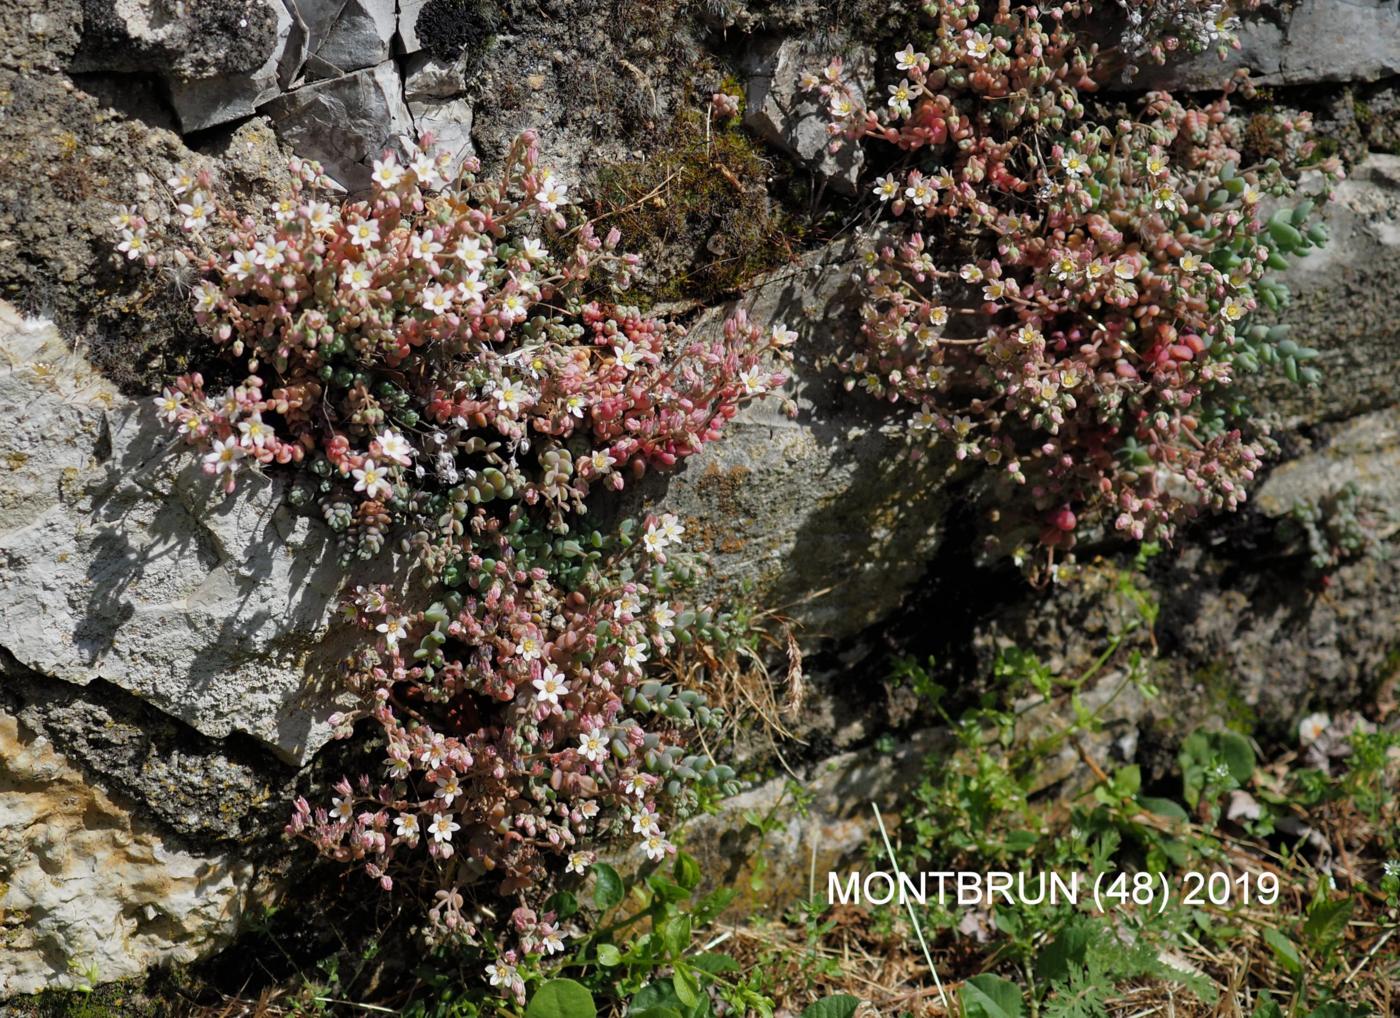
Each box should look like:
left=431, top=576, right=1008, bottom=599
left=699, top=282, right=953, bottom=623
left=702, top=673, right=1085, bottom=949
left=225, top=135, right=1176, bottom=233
left=1221, top=298, right=1247, bottom=322
left=499, top=291, right=529, bottom=323
left=588, top=449, right=614, bottom=474
left=642, top=831, right=670, bottom=861
left=457, top=276, right=488, bottom=304
left=1179, top=252, right=1202, bottom=273
left=622, top=642, right=648, bottom=671
left=1298, top=711, right=1330, bottom=746
left=486, top=961, right=517, bottom=988
left=580, top=800, right=600, bottom=819
left=435, top=773, right=463, bottom=805
left=203, top=437, right=245, bottom=476
left=625, top=773, right=649, bottom=798
left=376, top=615, right=409, bottom=648
left=187, top=284, right=220, bottom=316
left=912, top=406, right=937, bottom=430
left=410, top=231, right=444, bottom=263
left=632, top=807, right=661, bottom=835
left=886, top=78, right=915, bottom=114
left=739, top=366, right=766, bottom=395
left=1113, top=259, right=1139, bottom=281
left=178, top=192, right=211, bottom=231
left=154, top=388, right=186, bottom=422
left=539, top=928, right=566, bottom=954
left=347, top=219, right=381, bottom=248
left=1145, top=154, right=1168, bottom=176
left=117, top=230, right=146, bottom=260
left=771, top=322, right=798, bottom=346
left=614, top=591, right=642, bottom=617
left=330, top=796, right=354, bottom=822
left=905, top=180, right=935, bottom=207
left=983, top=279, right=1007, bottom=301
left=829, top=95, right=854, bottom=118
left=1052, top=255, right=1078, bottom=281
left=454, top=235, right=487, bottom=273
left=566, top=851, right=591, bottom=875
left=420, top=283, right=453, bottom=315
left=1015, top=324, right=1043, bottom=346
left=428, top=812, right=460, bottom=843
left=353, top=459, right=393, bottom=500
left=578, top=729, right=607, bottom=763
left=642, top=529, right=666, bottom=555
left=394, top=813, right=420, bottom=839
left=1384, top=860, right=1400, bottom=878
left=252, top=238, right=286, bottom=269
left=376, top=430, right=414, bottom=466
left=657, top=513, right=684, bottom=544
left=651, top=603, right=676, bottom=629
left=564, top=393, right=586, bottom=419
left=960, top=263, right=984, bottom=283
left=371, top=157, right=404, bottom=189
left=1061, top=152, right=1088, bottom=178
left=385, top=755, right=412, bottom=780
left=343, top=262, right=373, bottom=291
left=895, top=45, right=924, bottom=71
left=534, top=667, right=568, bottom=705
left=272, top=198, right=297, bottom=224
left=304, top=201, right=334, bottom=231
left=872, top=174, right=900, bottom=201
left=520, top=237, right=547, bottom=262
left=1153, top=185, right=1178, bottom=211
left=929, top=305, right=949, bottom=327
left=615, top=341, right=645, bottom=371
left=494, top=378, right=530, bottom=414
left=535, top=177, right=569, bottom=212
left=238, top=413, right=274, bottom=448
left=166, top=169, right=196, bottom=195
left=409, top=151, right=439, bottom=187
left=966, top=34, right=993, bottom=59
left=516, top=634, right=543, bottom=660
left=420, top=738, right=448, bottom=770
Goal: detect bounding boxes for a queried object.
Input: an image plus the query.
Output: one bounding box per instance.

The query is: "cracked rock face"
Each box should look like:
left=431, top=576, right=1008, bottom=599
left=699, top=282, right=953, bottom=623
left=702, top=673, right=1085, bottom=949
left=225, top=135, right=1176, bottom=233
left=0, top=305, right=352, bottom=767
left=1136, top=0, right=1400, bottom=89
left=0, top=710, right=258, bottom=996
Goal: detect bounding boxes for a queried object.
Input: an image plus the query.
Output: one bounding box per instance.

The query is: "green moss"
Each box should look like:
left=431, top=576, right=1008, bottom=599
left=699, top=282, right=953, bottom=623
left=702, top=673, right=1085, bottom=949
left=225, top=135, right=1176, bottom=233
left=588, top=108, right=803, bottom=307
left=1193, top=659, right=1257, bottom=736
left=6, top=980, right=164, bottom=1018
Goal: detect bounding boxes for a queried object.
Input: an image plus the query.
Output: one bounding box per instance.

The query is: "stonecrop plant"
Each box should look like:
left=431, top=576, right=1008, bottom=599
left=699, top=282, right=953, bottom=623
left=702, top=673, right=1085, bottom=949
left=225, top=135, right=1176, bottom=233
left=116, top=132, right=794, bottom=971
left=809, top=0, right=1337, bottom=575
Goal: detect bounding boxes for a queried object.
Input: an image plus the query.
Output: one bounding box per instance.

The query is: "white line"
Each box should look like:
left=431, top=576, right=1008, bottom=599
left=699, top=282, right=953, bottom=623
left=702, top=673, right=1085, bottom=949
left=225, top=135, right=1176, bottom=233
left=870, top=802, right=951, bottom=1012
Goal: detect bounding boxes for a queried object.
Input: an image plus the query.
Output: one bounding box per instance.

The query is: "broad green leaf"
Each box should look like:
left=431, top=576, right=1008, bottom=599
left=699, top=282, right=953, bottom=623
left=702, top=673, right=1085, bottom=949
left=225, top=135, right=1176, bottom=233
left=1261, top=928, right=1302, bottom=975
left=674, top=852, right=702, bottom=891
left=798, top=994, right=861, bottom=1018
left=526, top=980, right=597, bottom=1018
left=960, top=974, right=1023, bottom=1018
left=1303, top=895, right=1352, bottom=951
left=592, top=863, right=625, bottom=911
left=595, top=943, right=622, bottom=967
left=1137, top=796, right=1189, bottom=821
left=690, top=953, right=740, bottom=976
left=672, top=967, right=701, bottom=1009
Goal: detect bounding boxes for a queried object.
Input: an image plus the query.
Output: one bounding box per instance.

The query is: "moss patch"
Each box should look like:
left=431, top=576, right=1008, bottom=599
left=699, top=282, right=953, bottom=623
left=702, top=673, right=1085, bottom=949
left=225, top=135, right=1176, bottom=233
left=587, top=108, right=806, bottom=307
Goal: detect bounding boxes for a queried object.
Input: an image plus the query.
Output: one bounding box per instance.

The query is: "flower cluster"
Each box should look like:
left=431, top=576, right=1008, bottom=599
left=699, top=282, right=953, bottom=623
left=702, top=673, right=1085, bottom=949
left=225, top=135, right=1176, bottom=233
left=121, top=132, right=791, bottom=956
left=808, top=0, right=1335, bottom=573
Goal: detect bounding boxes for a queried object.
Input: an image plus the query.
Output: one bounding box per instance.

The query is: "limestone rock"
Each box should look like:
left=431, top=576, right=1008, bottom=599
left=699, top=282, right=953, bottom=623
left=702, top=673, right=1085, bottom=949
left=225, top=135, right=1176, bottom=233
left=1137, top=0, right=1400, bottom=90
left=397, top=0, right=430, bottom=55
left=262, top=59, right=415, bottom=190
left=1254, top=406, right=1400, bottom=518
left=301, top=0, right=398, bottom=79
left=1245, top=156, right=1400, bottom=427
left=166, top=0, right=301, bottom=133
left=743, top=37, right=867, bottom=196
left=631, top=237, right=956, bottom=647
left=0, top=710, right=257, bottom=996
left=403, top=51, right=468, bottom=101
left=410, top=98, right=475, bottom=176
left=0, top=305, right=350, bottom=766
